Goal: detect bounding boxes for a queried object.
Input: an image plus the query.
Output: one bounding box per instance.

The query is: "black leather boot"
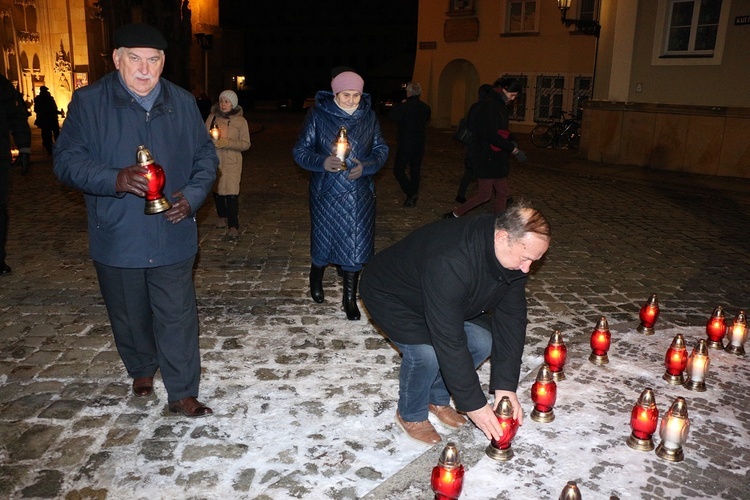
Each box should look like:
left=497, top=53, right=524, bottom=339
left=342, top=271, right=361, bottom=320
left=309, top=265, right=325, bottom=303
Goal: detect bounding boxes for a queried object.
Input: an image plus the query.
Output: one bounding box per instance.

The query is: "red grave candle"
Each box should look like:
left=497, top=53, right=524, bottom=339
left=626, top=388, right=659, bottom=451
left=663, top=334, right=688, bottom=384
left=431, top=442, right=464, bottom=500
left=705, top=305, right=727, bottom=349
left=485, top=396, right=519, bottom=461
left=544, top=330, right=567, bottom=381
left=589, top=316, right=611, bottom=365
left=530, top=364, right=557, bottom=423
left=637, top=294, right=660, bottom=334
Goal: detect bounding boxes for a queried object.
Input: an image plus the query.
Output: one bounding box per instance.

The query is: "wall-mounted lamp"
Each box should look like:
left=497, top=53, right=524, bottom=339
left=558, top=0, right=601, bottom=38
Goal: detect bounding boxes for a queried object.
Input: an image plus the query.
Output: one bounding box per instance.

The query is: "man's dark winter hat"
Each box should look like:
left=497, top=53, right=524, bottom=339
left=113, top=23, right=168, bottom=50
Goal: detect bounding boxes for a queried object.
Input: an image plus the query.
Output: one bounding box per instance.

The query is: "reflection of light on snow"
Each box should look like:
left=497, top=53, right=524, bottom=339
left=85, top=322, right=748, bottom=499
left=460, top=326, right=749, bottom=499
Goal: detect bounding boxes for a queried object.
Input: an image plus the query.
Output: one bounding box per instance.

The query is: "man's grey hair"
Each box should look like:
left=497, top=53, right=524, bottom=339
left=406, top=82, right=422, bottom=96
left=494, top=198, right=551, bottom=241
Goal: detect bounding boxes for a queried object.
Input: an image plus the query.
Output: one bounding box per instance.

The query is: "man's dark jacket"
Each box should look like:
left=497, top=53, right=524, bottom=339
left=470, top=90, right=515, bottom=178
left=360, top=213, right=528, bottom=413
left=0, top=75, right=30, bottom=164
left=54, top=72, right=218, bottom=268
left=389, top=95, right=431, bottom=149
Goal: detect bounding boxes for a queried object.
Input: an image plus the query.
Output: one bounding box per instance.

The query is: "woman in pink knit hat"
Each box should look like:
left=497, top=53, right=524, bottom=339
left=292, top=70, right=389, bottom=320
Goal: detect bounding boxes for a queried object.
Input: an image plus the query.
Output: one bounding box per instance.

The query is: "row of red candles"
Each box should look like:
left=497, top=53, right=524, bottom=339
left=431, top=297, right=747, bottom=500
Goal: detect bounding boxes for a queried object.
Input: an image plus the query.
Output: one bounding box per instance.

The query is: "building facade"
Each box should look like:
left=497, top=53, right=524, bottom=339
left=412, top=0, right=599, bottom=130
left=0, top=0, right=230, bottom=124
left=583, top=0, right=749, bottom=178
left=412, top=0, right=749, bottom=178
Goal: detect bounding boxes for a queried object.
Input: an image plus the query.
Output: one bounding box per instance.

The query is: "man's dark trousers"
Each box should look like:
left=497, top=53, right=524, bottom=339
left=393, top=146, right=425, bottom=198
left=94, top=256, right=201, bottom=401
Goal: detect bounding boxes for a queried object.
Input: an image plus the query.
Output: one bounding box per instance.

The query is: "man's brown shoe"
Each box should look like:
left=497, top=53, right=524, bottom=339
left=395, top=412, right=441, bottom=445
left=132, top=377, right=154, bottom=398
left=429, top=404, right=467, bottom=428
left=168, top=396, right=213, bottom=417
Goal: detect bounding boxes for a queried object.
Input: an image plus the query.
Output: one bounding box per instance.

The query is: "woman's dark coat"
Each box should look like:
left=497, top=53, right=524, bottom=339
left=292, top=91, right=388, bottom=267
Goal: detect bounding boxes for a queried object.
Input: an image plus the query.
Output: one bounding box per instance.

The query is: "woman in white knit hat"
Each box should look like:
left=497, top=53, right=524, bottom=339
left=205, top=90, right=251, bottom=237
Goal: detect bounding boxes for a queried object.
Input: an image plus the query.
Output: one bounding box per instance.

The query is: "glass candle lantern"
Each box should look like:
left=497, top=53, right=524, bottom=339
left=705, top=305, right=727, bottom=349
left=725, top=310, right=747, bottom=356
left=136, top=145, right=172, bottom=215
left=589, top=316, right=611, bottom=365
left=544, top=330, right=567, bottom=381
left=684, top=339, right=710, bottom=392
left=209, top=121, right=221, bottom=140
left=431, top=442, right=464, bottom=500
left=662, top=334, right=688, bottom=385
left=485, top=396, right=519, bottom=461
left=637, top=294, right=660, bottom=335
left=530, top=364, right=557, bottom=423
left=331, top=125, right=350, bottom=169
left=655, top=397, right=690, bottom=462
left=626, top=388, right=659, bottom=451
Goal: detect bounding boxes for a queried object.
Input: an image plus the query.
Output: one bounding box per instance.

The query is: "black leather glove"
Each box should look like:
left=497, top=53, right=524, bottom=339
left=14, top=152, right=30, bottom=176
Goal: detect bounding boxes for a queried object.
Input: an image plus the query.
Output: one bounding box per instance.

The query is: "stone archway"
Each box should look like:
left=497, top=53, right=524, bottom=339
left=435, top=59, right=479, bottom=129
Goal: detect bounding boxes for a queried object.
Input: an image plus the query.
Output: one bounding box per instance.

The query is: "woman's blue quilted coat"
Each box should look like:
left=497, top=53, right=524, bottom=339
left=292, top=91, right=389, bottom=268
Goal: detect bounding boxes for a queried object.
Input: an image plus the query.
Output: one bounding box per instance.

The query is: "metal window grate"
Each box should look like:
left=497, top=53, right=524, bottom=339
left=572, top=76, right=592, bottom=118
left=533, top=75, right=565, bottom=122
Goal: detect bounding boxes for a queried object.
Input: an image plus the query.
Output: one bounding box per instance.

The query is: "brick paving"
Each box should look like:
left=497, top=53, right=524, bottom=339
left=1, top=111, right=748, bottom=499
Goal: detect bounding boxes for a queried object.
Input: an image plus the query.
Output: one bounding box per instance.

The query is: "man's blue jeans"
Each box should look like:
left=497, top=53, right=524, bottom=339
left=392, top=321, right=492, bottom=422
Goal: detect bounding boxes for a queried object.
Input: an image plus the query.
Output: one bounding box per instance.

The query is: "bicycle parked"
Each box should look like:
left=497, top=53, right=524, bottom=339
left=530, top=113, right=581, bottom=150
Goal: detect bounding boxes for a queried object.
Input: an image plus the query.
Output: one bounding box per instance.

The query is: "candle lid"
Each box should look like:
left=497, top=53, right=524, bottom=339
left=438, top=442, right=462, bottom=469
left=549, top=330, right=565, bottom=345
left=136, top=145, right=155, bottom=166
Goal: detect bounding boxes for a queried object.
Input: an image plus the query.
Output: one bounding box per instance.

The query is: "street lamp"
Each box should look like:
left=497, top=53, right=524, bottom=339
left=558, top=0, right=601, bottom=37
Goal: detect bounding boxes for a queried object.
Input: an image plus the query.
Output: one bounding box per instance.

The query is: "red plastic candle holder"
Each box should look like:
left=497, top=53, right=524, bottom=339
left=684, top=339, right=710, bottom=392
left=544, top=330, right=567, bottom=381
left=431, top=442, right=464, bottom=500
left=626, top=388, right=659, bottom=451
left=485, top=396, right=519, bottom=461
left=705, top=305, right=727, bottom=349
left=136, top=145, right=172, bottom=215
left=588, top=316, right=611, bottom=365
left=637, top=294, right=660, bottom=335
left=663, top=334, right=688, bottom=385
left=530, top=364, right=557, bottom=423
left=725, top=310, right=748, bottom=356
left=655, top=397, right=690, bottom=462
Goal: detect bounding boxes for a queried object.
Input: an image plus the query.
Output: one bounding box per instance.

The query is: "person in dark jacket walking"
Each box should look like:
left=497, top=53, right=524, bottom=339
left=446, top=77, right=525, bottom=218
left=292, top=70, right=389, bottom=320
left=455, top=83, right=493, bottom=203
left=0, top=74, right=31, bottom=275
left=360, top=200, right=550, bottom=445
left=54, top=24, right=218, bottom=417
left=33, top=86, right=61, bottom=154
left=389, top=82, right=431, bottom=207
